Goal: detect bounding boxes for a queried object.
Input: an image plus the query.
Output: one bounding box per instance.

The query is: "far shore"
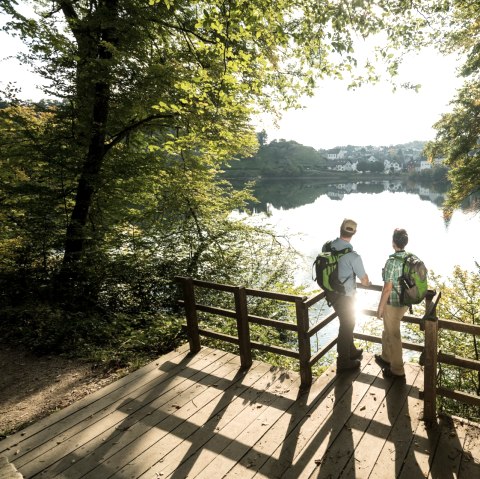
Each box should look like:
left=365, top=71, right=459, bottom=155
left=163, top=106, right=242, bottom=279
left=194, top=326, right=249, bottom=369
left=225, top=171, right=409, bottom=182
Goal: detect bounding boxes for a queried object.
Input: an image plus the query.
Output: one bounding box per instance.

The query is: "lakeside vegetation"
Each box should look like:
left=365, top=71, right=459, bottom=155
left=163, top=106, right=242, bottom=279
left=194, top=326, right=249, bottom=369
left=224, top=138, right=449, bottom=183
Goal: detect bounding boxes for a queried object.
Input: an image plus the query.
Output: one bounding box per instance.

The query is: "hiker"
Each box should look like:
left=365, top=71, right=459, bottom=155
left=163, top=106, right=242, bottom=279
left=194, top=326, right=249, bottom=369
left=325, top=218, right=371, bottom=372
left=375, top=228, right=410, bottom=379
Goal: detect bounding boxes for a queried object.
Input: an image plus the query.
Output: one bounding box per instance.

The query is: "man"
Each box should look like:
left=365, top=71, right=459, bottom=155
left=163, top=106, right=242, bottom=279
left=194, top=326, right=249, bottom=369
left=375, top=228, right=409, bottom=379
left=325, top=218, right=371, bottom=372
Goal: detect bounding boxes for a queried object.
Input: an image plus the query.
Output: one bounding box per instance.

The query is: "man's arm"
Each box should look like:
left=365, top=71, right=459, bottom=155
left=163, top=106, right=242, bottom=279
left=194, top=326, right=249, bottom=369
left=377, top=281, right=393, bottom=318
left=352, top=254, right=371, bottom=287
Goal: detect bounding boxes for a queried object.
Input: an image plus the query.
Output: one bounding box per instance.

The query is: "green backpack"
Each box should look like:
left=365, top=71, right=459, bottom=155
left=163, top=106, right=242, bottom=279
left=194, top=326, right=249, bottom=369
left=313, top=241, right=352, bottom=294
left=396, top=253, right=428, bottom=307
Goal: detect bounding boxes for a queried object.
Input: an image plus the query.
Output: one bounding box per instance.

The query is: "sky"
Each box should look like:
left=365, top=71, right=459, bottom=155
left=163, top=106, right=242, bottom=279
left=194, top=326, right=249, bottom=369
left=1, top=19, right=464, bottom=151
left=257, top=48, right=464, bottom=150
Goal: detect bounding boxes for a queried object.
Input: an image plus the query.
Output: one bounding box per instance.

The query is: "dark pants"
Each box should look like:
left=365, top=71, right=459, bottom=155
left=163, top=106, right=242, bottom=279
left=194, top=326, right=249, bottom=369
left=327, top=292, right=357, bottom=365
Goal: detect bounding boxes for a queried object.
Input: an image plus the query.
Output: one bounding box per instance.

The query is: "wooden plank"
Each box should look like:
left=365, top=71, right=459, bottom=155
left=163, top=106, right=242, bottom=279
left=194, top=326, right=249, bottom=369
left=0, top=343, right=189, bottom=455
left=88, top=358, right=272, bottom=478
left=369, top=364, right=428, bottom=479
left=9, top=346, right=222, bottom=475
left=248, top=314, right=298, bottom=332
left=24, top=346, right=234, bottom=478
left=438, top=318, right=480, bottom=335
left=396, top=399, right=442, bottom=477
left=192, top=374, right=303, bottom=479
left=458, top=418, right=480, bottom=478
left=172, top=372, right=303, bottom=479
left=253, top=357, right=380, bottom=478
left=428, top=414, right=470, bottom=479
left=438, top=352, right=480, bottom=372
left=342, top=362, right=422, bottom=479
left=3, top=343, right=477, bottom=479
left=223, top=363, right=340, bottom=479
left=188, top=277, right=237, bottom=293
left=134, top=361, right=291, bottom=479
left=309, top=338, right=337, bottom=367
left=303, top=292, right=325, bottom=308
left=243, top=287, right=303, bottom=303
left=303, top=360, right=400, bottom=479
left=307, top=311, right=337, bottom=337
left=43, top=348, right=244, bottom=479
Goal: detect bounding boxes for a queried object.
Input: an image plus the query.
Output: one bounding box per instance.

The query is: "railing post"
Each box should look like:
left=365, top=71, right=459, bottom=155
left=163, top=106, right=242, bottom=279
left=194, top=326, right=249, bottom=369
left=423, top=290, right=438, bottom=423
left=234, top=286, right=252, bottom=369
left=296, top=298, right=312, bottom=388
left=183, top=277, right=201, bottom=354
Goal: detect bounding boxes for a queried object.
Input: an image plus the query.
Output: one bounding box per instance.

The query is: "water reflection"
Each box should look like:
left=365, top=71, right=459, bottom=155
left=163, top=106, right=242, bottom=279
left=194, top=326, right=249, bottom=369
left=237, top=178, right=450, bottom=213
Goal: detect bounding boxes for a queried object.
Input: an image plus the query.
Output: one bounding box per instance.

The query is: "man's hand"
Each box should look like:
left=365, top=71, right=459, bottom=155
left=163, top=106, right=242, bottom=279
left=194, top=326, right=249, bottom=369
left=360, top=274, right=371, bottom=287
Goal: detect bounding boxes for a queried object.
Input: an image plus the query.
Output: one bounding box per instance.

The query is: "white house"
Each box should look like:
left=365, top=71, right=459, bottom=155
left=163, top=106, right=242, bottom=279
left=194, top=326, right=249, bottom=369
left=420, top=160, right=432, bottom=170
left=384, top=159, right=402, bottom=173
left=326, top=148, right=348, bottom=160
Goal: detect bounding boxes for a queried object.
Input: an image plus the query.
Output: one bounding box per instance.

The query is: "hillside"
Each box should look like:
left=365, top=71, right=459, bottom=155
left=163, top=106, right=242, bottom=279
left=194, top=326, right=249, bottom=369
left=224, top=139, right=327, bottom=178
left=223, top=139, right=428, bottom=179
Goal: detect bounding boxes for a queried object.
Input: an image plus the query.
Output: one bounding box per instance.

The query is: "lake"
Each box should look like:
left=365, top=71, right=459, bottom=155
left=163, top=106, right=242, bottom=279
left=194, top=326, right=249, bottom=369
left=235, top=178, right=480, bottom=354
left=240, top=178, right=480, bottom=288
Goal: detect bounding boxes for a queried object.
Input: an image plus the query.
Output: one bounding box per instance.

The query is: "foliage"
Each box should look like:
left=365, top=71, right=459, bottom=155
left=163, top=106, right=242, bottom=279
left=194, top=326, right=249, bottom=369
left=408, top=164, right=450, bottom=186
left=356, top=159, right=384, bottom=173
left=425, top=82, right=480, bottom=215
left=430, top=267, right=480, bottom=421
left=225, top=139, right=327, bottom=178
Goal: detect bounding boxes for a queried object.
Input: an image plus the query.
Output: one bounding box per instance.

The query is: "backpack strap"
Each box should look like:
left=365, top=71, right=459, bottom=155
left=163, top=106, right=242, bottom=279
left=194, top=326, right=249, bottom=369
left=391, top=252, right=413, bottom=311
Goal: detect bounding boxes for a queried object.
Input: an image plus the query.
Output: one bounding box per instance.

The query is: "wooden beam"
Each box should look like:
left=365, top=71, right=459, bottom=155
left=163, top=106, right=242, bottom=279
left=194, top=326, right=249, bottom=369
left=296, top=298, right=312, bottom=388
left=182, top=277, right=201, bottom=354
left=234, top=286, right=252, bottom=369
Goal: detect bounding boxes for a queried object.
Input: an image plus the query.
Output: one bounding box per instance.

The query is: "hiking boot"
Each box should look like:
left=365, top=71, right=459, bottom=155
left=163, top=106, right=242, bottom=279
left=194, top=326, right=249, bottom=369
left=337, top=359, right=361, bottom=373
left=382, top=367, right=405, bottom=380
left=350, top=348, right=363, bottom=360
left=374, top=354, right=390, bottom=368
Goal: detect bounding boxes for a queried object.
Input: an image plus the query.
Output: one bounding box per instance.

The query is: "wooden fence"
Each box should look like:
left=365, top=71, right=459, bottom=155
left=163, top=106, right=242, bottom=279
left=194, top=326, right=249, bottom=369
left=176, top=276, right=480, bottom=422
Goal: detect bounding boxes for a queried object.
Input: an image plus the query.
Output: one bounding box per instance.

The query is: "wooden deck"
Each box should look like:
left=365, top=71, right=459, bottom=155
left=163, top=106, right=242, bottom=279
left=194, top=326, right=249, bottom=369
left=1, top=344, right=479, bottom=479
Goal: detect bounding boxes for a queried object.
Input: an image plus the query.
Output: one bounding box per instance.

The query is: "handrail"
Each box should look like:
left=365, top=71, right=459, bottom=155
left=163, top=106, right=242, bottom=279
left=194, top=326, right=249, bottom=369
left=176, top=276, right=480, bottom=422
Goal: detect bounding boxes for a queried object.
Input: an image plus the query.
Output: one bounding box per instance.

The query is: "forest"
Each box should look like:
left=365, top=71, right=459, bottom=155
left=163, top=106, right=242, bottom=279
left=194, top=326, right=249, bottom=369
left=0, top=0, right=479, bottom=420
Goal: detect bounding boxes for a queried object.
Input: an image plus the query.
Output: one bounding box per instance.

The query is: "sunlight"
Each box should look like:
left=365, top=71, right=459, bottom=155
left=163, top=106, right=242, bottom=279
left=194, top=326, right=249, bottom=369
left=354, top=288, right=379, bottom=330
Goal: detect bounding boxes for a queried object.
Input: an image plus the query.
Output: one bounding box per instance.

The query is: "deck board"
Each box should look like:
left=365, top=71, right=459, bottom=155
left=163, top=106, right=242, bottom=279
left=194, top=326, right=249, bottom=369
left=1, top=344, right=479, bottom=478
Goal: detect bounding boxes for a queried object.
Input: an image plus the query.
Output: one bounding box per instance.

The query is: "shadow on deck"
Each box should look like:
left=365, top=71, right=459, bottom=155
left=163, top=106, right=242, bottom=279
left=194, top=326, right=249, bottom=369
left=1, top=343, right=479, bottom=478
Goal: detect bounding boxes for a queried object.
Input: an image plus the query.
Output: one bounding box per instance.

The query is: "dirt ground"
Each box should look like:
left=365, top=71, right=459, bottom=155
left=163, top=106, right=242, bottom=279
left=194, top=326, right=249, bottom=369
left=0, top=343, right=127, bottom=439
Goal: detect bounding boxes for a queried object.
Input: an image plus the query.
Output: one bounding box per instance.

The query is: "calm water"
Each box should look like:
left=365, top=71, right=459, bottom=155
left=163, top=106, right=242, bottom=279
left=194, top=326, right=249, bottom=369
left=236, top=178, right=480, bottom=354
left=240, top=178, right=480, bottom=287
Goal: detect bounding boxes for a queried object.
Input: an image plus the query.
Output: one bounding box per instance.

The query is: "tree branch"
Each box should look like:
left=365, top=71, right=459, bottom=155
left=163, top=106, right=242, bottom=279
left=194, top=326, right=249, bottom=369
left=105, top=113, right=177, bottom=151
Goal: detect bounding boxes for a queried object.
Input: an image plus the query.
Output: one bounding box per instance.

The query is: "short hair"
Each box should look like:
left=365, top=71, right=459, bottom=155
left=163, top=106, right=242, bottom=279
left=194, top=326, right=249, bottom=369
left=393, top=228, right=408, bottom=249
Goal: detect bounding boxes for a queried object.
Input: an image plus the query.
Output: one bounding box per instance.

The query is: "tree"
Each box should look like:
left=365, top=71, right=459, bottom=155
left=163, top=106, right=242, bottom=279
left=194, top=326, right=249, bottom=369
left=256, top=130, right=268, bottom=147
left=1, top=0, right=417, bottom=294
left=430, top=267, right=480, bottom=419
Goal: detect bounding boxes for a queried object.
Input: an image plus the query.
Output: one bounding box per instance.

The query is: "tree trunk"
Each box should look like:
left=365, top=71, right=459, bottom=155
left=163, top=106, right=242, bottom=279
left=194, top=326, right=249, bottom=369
left=62, top=82, right=110, bottom=265
left=61, top=0, right=119, bottom=268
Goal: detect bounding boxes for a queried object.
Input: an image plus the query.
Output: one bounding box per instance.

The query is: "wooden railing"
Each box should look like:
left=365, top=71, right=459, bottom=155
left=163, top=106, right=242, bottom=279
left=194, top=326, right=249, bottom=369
left=176, top=277, right=480, bottom=422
